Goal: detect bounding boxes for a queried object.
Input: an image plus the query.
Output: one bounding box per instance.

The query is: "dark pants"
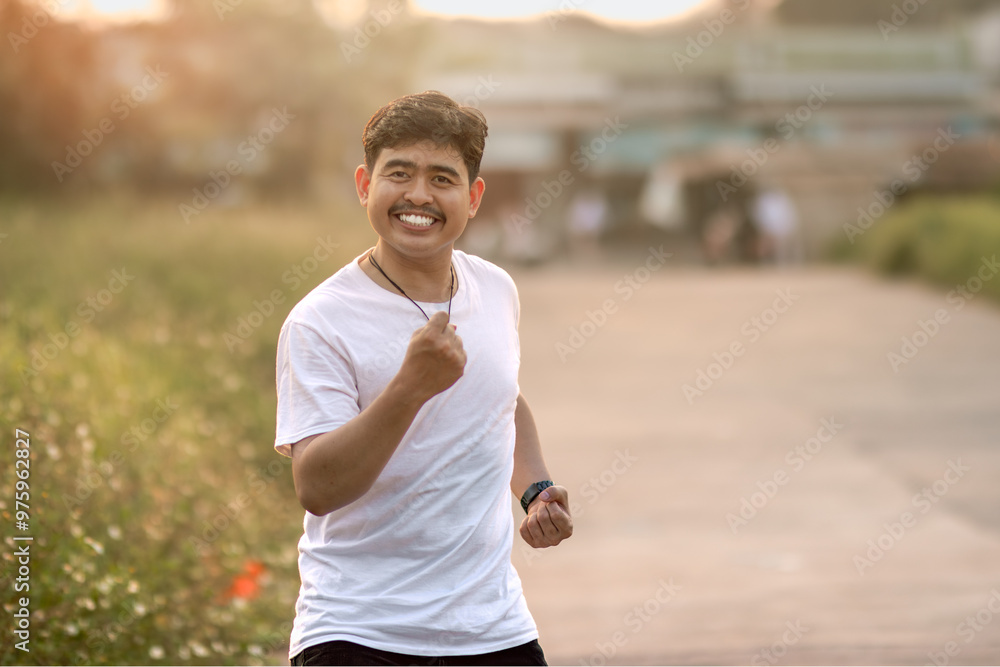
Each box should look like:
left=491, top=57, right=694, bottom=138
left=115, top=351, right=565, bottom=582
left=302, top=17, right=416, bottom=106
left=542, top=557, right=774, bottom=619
left=291, top=639, right=547, bottom=666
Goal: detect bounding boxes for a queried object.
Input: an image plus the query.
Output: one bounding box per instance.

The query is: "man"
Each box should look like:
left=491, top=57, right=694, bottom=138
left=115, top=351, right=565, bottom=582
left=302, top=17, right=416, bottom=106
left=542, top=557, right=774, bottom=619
left=274, top=91, right=573, bottom=666
left=750, top=186, right=800, bottom=265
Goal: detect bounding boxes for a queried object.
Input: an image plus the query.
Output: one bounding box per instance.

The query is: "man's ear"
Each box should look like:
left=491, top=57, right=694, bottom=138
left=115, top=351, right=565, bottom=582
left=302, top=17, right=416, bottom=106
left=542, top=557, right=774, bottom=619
left=355, top=164, right=372, bottom=206
left=467, top=177, right=486, bottom=218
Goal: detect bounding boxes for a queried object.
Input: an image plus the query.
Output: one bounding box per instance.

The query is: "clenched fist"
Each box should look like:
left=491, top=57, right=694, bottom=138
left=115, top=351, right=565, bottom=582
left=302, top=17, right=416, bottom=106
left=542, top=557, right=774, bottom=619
left=396, top=310, right=466, bottom=404
left=520, top=485, right=573, bottom=548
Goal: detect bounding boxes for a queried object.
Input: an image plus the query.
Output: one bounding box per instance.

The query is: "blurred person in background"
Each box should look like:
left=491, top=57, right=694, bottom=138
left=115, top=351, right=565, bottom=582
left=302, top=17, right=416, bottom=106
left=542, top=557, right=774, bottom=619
left=567, top=188, right=608, bottom=260
left=751, top=186, right=801, bottom=265
left=700, top=202, right=742, bottom=265
left=274, top=91, right=573, bottom=666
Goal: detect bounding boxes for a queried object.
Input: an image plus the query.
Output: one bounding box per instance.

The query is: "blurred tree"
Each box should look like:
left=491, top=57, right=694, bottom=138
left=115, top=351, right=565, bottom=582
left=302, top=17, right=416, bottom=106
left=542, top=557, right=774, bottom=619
left=104, top=0, right=426, bottom=195
left=773, top=0, right=997, bottom=25
left=0, top=0, right=433, bottom=196
left=0, top=0, right=98, bottom=192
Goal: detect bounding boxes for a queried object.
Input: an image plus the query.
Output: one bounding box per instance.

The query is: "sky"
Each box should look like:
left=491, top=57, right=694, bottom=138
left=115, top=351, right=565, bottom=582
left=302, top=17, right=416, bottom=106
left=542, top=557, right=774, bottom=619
left=55, top=0, right=712, bottom=25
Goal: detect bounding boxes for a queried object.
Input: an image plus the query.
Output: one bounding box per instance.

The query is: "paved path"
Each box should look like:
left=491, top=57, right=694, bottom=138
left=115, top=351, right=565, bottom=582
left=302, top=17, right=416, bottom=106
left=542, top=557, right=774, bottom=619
left=508, top=260, right=1000, bottom=665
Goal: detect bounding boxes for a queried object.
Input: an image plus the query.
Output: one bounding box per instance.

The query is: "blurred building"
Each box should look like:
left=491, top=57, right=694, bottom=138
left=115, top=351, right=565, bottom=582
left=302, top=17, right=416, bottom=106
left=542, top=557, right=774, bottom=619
left=417, top=0, right=1000, bottom=260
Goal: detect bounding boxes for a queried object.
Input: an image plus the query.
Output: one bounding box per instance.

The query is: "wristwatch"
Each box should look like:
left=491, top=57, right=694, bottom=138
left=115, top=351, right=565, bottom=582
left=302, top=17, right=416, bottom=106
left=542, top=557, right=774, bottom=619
left=520, top=480, right=555, bottom=514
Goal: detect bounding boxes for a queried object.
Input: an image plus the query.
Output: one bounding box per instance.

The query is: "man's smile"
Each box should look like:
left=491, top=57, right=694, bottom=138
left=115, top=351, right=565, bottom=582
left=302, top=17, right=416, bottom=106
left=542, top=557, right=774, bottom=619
left=389, top=204, right=445, bottom=230
left=397, top=213, right=436, bottom=227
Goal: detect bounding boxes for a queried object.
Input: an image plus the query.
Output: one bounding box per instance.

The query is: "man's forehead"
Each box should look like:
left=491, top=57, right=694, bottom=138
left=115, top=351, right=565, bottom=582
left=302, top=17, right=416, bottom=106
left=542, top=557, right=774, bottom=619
left=374, top=141, right=466, bottom=173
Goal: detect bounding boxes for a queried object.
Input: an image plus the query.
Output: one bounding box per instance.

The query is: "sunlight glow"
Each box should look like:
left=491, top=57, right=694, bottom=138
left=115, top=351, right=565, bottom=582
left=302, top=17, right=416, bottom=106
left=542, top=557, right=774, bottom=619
left=411, top=0, right=711, bottom=25
left=313, top=0, right=372, bottom=27
left=56, top=0, right=712, bottom=26
left=55, top=0, right=167, bottom=24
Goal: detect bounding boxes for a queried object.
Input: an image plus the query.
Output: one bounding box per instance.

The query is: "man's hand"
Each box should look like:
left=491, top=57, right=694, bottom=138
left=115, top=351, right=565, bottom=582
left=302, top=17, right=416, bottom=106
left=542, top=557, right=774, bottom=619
left=520, top=485, right=573, bottom=548
left=396, top=311, right=466, bottom=404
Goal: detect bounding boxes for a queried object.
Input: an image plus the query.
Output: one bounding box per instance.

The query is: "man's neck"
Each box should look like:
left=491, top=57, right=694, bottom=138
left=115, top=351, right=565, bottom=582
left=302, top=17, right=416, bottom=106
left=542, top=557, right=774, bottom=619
left=364, top=243, right=456, bottom=303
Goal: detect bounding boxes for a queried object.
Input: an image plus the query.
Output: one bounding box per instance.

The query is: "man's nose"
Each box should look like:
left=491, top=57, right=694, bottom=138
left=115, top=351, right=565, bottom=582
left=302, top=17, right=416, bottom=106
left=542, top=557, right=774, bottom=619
left=404, top=177, right=433, bottom=205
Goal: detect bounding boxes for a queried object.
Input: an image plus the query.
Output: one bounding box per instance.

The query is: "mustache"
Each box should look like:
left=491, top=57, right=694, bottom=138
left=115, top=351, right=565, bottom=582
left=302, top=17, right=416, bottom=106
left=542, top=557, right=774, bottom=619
left=388, top=204, right=445, bottom=221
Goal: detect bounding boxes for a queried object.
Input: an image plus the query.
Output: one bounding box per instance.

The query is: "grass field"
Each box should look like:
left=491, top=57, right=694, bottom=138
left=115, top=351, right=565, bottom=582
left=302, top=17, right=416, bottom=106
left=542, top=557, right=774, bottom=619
left=1, top=195, right=375, bottom=665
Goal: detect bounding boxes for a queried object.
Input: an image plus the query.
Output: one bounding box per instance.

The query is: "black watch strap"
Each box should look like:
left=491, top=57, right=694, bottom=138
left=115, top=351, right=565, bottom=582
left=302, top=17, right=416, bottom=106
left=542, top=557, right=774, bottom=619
left=520, top=480, right=555, bottom=514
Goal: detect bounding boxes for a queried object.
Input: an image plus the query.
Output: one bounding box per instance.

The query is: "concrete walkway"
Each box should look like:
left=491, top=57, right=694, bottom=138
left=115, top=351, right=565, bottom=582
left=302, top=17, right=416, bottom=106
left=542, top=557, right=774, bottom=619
left=509, top=260, right=1000, bottom=665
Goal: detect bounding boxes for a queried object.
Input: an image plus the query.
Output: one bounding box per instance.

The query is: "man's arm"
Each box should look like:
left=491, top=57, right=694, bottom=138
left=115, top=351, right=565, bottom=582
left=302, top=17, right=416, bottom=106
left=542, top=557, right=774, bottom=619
left=291, top=311, right=464, bottom=516
left=511, top=393, right=573, bottom=548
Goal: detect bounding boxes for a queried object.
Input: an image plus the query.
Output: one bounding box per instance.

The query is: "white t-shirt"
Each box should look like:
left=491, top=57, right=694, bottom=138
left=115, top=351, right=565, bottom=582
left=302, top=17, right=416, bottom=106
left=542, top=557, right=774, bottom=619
left=274, top=249, right=538, bottom=659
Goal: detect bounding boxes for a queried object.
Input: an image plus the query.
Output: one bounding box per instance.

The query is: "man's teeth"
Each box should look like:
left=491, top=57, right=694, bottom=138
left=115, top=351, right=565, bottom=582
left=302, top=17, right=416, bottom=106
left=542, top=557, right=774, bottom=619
left=398, top=213, right=435, bottom=227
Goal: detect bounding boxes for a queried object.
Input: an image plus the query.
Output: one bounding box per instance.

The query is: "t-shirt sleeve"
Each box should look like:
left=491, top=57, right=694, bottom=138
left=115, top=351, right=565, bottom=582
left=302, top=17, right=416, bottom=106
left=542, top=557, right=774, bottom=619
left=274, top=320, right=360, bottom=457
left=511, top=276, right=521, bottom=364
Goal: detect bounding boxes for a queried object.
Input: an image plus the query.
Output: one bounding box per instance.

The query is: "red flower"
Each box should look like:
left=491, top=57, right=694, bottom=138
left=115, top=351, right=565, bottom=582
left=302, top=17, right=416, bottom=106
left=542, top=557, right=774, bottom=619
left=223, top=559, right=266, bottom=601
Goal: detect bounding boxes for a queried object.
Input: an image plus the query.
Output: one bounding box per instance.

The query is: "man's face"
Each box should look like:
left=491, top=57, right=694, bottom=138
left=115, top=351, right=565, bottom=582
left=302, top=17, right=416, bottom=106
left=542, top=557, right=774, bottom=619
left=355, top=140, right=485, bottom=262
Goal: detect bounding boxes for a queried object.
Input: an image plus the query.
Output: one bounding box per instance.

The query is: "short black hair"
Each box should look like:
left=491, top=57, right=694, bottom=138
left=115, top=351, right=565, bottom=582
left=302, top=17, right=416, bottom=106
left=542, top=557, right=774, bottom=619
left=362, top=91, right=489, bottom=183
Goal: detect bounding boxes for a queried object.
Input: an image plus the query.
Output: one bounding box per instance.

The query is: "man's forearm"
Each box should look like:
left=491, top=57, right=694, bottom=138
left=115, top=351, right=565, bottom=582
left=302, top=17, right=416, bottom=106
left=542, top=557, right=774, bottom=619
left=291, top=377, right=425, bottom=516
left=510, top=393, right=552, bottom=503
left=512, top=393, right=574, bottom=548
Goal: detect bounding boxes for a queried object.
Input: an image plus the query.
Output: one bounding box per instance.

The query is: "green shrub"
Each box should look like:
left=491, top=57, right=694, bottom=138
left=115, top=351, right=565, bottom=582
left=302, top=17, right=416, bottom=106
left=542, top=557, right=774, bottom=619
left=837, top=195, right=1000, bottom=303
left=1, top=196, right=374, bottom=665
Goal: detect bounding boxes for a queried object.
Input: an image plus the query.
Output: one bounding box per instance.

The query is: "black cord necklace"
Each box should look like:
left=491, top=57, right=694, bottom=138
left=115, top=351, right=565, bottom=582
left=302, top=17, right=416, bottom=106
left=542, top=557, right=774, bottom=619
left=368, top=251, right=455, bottom=321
